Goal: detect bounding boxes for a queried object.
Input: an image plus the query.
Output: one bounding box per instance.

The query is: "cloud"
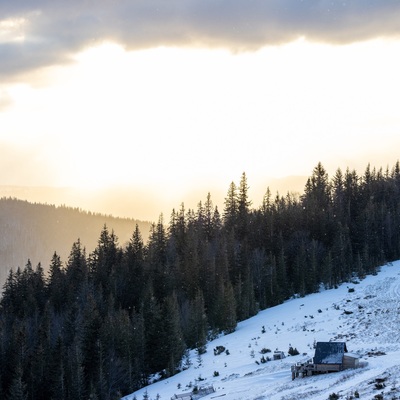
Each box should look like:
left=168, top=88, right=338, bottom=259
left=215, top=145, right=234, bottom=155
left=0, top=89, right=13, bottom=110
left=1, top=0, right=400, bottom=79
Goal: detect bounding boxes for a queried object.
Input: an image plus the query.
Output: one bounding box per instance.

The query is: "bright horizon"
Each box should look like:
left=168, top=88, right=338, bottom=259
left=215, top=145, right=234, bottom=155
left=1, top=2, right=400, bottom=221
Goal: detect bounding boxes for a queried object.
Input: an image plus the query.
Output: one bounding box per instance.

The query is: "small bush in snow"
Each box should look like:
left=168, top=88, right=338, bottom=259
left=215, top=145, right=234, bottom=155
left=288, top=346, right=300, bottom=356
left=214, top=346, right=225, bottom=355
left=261, top=325, right=266, bottom=333
left=260, top=348, right=271, bottom=354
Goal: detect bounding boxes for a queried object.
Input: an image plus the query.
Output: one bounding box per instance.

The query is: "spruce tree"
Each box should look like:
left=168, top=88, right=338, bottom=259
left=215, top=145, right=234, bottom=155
left=237, top=172, right=252, bottom=240
left=7, top=365, right=27, bottom=400
left=223, top=181, right=238, bottom=233
left=118, top=224, right=145, bottom=313
left=49, top=336, right=66, bottom=400
left=89, top=225, right=120, bottom=296
left=185, top=290, right=208, bottom=352
left=301, top=162, right=332, bottom=244
left=65, top=239, right=88, bottom=304
left=47, top=252, right=66, bottom=312
left=161, top=293, right=186, bottom=376
left=142, top=284, right=164, bottom=374
left=147, top=216, right=170, bottom=301
left=222, top=280, right=237, bottom=334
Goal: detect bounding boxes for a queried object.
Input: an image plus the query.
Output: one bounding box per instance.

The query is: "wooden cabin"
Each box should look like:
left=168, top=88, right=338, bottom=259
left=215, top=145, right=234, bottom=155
left=313, top=341, right=348, bottom=373
left=291, top=342, right=359, bottom=379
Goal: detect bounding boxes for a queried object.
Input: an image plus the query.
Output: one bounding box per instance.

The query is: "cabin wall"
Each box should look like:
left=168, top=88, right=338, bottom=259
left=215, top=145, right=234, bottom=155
left=314, top=364, right=341, bottom=373
left=343, top=355, right=359, bottom=369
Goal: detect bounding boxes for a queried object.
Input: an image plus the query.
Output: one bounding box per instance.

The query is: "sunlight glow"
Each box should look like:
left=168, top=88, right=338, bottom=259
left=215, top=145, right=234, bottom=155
left=1, top=38, right=400, bottom=218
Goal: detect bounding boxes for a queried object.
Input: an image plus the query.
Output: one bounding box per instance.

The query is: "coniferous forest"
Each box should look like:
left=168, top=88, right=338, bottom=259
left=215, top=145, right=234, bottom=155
left=1, top=162, right=400, bottom=399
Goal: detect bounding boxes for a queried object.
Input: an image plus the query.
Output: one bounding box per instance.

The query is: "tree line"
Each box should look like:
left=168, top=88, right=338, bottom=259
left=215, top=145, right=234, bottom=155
left=1, top=161, right=400, bottom=399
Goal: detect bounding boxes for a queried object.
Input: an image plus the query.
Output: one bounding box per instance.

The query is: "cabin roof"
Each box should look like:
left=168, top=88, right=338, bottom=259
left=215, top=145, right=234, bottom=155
left=344, top=352, right=359, bottom=359
left=313, top=342, right=348, bottom=364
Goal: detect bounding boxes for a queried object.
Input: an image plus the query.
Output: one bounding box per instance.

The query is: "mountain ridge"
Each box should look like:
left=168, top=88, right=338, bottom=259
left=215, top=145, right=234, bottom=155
left=0, top=197, right=151, bottom=285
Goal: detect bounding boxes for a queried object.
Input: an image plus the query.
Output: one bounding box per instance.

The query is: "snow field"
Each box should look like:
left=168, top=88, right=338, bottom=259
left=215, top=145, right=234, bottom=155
left=124, top=261, right=400, bottom=400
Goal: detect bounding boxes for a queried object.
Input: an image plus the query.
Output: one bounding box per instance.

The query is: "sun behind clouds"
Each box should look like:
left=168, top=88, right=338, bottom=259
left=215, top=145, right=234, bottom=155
left=1, top=37, right=400, bottom=220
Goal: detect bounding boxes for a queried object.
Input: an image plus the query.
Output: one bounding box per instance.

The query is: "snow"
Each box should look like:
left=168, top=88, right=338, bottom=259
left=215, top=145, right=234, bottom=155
left=320, top=355, right=343, bottom=364
left=123, top=261, right=400, bottom=400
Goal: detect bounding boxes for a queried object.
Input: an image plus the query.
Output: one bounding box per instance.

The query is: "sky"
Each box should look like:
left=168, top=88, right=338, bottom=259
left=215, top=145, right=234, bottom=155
left=1, top=1, right=400, bottom=222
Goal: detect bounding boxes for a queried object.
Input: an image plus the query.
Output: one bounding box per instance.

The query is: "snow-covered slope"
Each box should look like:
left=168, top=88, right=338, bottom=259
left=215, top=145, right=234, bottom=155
left=124, top=261, right=400, bottom=400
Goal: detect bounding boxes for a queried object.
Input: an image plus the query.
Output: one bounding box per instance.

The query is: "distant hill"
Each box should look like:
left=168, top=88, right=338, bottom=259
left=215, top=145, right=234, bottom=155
left=0, top=197, right=152, bottom=285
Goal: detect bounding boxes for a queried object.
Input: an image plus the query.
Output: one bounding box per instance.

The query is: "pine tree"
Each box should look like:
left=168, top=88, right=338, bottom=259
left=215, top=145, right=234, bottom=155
left=48, top=336, right=66, bottom=400
left=81, top=293, right=103, bottom=395
left=301, top=162, right=332, bottom=244
left=249, top=248, right=268, bottom=309
left=221, top=280, right=237, bottom=334
left=161, top=293, right=186, bottom=376
left=142, top=284, right=164, bottom=374
left=47, top=252, right=66, bottom=312
left=89, top=225, right=120, bottom=295
left=237, top=172, right=252, bottom=240
left=147, top=215, right=171, bottom=301
left=66, top=339, right=85, bottom=400
left=7, top=365, right=27, bottom=400
left=185, top=290, right=208, bottom=352
left=29, top=304, right=52, bottom=400
left=223, top=181, right=238, bottom=233
left=203, top=193, right=215, bottom=241
left=118, top=224, right=145, bottom=313
left=1, top=269, right=17, bottom=315
left=65, top=239, right=88, bottom=304
left=343, top=168, right=360, bottom=244
left=131, top=312, right=146, bottom=390
left=7, top=323, right=28, bottom=392
left=276, top=246, right=288, bottom=302
left=332, top=168, right=345, bottom=221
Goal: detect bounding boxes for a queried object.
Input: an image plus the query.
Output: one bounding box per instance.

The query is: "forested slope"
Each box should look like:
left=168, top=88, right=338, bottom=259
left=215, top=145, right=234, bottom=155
left=0, top=161, right=400, bottom=400
left=0, top=198, right=151, bottom=284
